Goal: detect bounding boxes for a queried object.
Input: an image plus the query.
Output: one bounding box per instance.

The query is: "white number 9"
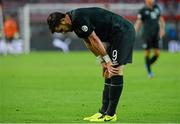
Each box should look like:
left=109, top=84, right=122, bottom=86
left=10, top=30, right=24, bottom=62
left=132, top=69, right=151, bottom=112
left=112, top=50, right=118, bottom=61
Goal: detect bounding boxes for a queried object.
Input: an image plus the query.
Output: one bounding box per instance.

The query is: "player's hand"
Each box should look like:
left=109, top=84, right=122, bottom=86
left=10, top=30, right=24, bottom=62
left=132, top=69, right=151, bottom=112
left=103, top=68, right=110, bottom=78
left=159, top=29, right=165, bottom=39
left=101, top=62, right=110, bottom=78
left=106, top=61, right=119, bottom=76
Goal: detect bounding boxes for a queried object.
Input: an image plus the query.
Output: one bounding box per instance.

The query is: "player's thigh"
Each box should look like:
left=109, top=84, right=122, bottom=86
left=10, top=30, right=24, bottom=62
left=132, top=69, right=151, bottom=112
left=152, top=36, right=160, bottom=56
left=152, top=36, right=160, bottom=50
left=143, top=37, right=152, bottom=50
left=109, top=30, right=135, bottom=66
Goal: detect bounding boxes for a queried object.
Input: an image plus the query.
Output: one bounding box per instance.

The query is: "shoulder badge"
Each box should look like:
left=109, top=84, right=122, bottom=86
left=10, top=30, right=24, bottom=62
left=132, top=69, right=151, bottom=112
left=81, top=25, right=88, bottom=32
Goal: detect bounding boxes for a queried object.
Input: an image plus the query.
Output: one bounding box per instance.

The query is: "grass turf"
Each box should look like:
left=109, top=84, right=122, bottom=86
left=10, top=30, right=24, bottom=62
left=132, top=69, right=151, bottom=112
left=0, top=51, right=180, bottom=123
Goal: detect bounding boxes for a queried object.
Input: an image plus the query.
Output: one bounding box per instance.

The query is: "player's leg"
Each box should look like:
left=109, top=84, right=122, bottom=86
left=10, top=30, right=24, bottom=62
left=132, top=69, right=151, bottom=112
left=107, top=28, right=135, bottom=117
left=90, top=28, right=135, bottom=122
left=150, top=37, right=160, bottom=65
left=99, top=45, right=111, bottom=114
left=146, top=37, right=160, bottom=77
left=90, top=65, right=123, bottom=122
left=84, top=78, right=111, bottom=121
left=143, top=37, right=154, bottom=77
left=100, top=78, right=110, bottom=114
left=84, top=46, right=111, bottom=121
left=106, top=65, right=124, bottom=116
left=150, top=48, right=159, bottom=65
left=83, top=78, right=110, bottom=121
left=144, top=49, right=153, bottom=77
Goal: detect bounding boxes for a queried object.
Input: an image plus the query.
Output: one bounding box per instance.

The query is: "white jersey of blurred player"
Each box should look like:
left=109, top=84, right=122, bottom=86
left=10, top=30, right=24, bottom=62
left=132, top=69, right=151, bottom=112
left=52, top=33, right=71, bottom=53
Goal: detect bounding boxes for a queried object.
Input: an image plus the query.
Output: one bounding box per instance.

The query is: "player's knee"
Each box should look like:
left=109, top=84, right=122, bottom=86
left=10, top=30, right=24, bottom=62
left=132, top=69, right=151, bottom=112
left=153, top=53, right=160, bottom=59
left=111, top=75, right=123, bottom=86
left=154, top=49, right=160, bottom=56
left=156, top=54, right=159, bottom=58
left=111, top=65, right=124, bottom=76
left=155, top=52, right=160, bottom=57
left=145, top=50, right=150, bottom=56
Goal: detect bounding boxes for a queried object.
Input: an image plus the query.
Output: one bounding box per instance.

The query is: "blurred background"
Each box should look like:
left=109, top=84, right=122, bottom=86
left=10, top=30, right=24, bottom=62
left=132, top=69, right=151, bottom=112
left=0, top=0, right=180, bottom=54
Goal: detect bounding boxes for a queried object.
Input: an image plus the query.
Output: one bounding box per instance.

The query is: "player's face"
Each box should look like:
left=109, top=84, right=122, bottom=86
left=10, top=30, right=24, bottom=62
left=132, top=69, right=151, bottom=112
left=54, top=24, right=72, bottom=33
left=145, top=0, right=154, bottom=6
left=54, top=20, right=72, bottom=33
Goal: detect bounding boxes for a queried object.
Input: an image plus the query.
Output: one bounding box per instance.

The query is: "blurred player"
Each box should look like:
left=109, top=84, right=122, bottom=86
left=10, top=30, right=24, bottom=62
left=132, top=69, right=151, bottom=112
left=134, top=0, right=165, bottom=78
left=47, top=7, right=135, bottom=122
left=1, top=15, right=23, bottom=54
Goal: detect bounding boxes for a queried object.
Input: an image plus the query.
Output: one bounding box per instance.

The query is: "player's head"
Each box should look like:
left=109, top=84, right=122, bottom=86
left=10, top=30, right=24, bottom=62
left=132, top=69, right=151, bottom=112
left=47, top=12, right=72, bottom=33
left=145, top=0, right=155, bottom=7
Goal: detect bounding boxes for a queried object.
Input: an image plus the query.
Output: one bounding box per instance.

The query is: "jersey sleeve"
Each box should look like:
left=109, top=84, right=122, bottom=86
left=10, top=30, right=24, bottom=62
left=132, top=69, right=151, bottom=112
left=73, top=17, right=94, bottom=38
left=137, top=9, right=145, bottom=22
left=154, top=4, right=161, bottom=18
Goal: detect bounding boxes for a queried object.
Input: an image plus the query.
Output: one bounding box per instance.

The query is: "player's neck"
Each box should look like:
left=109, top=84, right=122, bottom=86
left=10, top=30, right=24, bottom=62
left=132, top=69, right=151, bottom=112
left=146, top=4, right=153, bottom=9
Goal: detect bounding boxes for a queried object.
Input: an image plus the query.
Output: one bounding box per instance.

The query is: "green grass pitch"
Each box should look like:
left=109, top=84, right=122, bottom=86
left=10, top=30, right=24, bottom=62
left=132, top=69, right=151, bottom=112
left=0, top=51, right=180, bottom=123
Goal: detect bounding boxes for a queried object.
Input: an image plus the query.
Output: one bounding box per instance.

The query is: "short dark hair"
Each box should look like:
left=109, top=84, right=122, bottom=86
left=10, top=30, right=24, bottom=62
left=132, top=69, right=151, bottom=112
left=47, top=12, right=65, bottom=33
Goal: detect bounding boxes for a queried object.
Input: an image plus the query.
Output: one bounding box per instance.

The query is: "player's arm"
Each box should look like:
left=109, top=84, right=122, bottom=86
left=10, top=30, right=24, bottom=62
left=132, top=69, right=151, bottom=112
left=83, top=31, right=119, bottom=75
left=83, top=31, right=107, bottom=57
left=159, top=16, right=165, bottom=39
left=134, top=18, right=143, bottom=33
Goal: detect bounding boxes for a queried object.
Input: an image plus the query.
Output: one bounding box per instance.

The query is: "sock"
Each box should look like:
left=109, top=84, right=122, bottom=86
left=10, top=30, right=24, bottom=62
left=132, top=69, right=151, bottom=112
left=106, top=75, right=123, bottom=116
left=150, top=55, right=159, bottom=65
left=145, top=56, right=151, bottom=73
left=100, top=78, right=111, bottom=114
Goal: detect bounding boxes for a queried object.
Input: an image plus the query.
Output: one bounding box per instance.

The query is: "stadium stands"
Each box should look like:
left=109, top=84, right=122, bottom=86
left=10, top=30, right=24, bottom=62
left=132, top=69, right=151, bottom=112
left=1, top=0, right=180, bottom=51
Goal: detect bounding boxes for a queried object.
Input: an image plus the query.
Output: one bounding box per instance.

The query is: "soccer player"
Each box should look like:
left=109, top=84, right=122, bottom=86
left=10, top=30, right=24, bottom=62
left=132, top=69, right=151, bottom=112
left=47, top=7, right=135, bottom=122
left=2, top=15, right=22, bottom=54
left=134, top=0, right=165, bottom=78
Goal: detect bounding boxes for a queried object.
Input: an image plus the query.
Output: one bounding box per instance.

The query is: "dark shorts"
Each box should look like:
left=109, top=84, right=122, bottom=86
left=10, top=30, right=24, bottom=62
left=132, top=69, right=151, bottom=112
left=107, top=28, right=135, bottom=66
left=143, top=35, right=160, bottom=50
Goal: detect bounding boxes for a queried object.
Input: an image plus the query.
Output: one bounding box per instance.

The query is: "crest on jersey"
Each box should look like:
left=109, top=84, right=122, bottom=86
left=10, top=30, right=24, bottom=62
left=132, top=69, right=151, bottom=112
left=81, top=25, right=88, bottom=32
left=150, top=12, right=157, bottom=19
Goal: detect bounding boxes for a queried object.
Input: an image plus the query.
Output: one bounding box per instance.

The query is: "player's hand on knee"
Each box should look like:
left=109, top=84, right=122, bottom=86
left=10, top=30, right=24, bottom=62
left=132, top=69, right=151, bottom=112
left=102, top=61, right=122, bottom=77
left=109, top=66, right=120, bottom=76
left=106, top=61, right=118, bottom=75
left=101, top=62, right=107, bottom=69
left=108, top=64, right=124, bottom=76
left=110, top=65, right=124, bottom=76
left=103, top=69, right=110, bottom=78
left=102, top=63, right=110, bottom=78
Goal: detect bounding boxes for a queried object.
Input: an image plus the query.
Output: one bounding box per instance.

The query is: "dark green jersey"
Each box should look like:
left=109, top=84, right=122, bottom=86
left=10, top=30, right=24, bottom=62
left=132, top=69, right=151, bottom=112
left=138, top=4, right=161, bottom=37
left=67, top=7, right=133, bottom=42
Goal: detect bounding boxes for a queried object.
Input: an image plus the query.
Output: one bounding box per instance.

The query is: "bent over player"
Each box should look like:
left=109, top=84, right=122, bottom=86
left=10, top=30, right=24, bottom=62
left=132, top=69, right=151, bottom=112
left=134, top=0, right=165, bottom=78
left=47, top=7, right=135, bottom=122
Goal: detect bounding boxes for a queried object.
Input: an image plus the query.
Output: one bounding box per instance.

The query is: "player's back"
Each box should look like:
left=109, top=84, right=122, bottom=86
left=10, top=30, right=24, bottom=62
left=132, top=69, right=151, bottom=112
left=68, top=7, right=133, bottom=42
